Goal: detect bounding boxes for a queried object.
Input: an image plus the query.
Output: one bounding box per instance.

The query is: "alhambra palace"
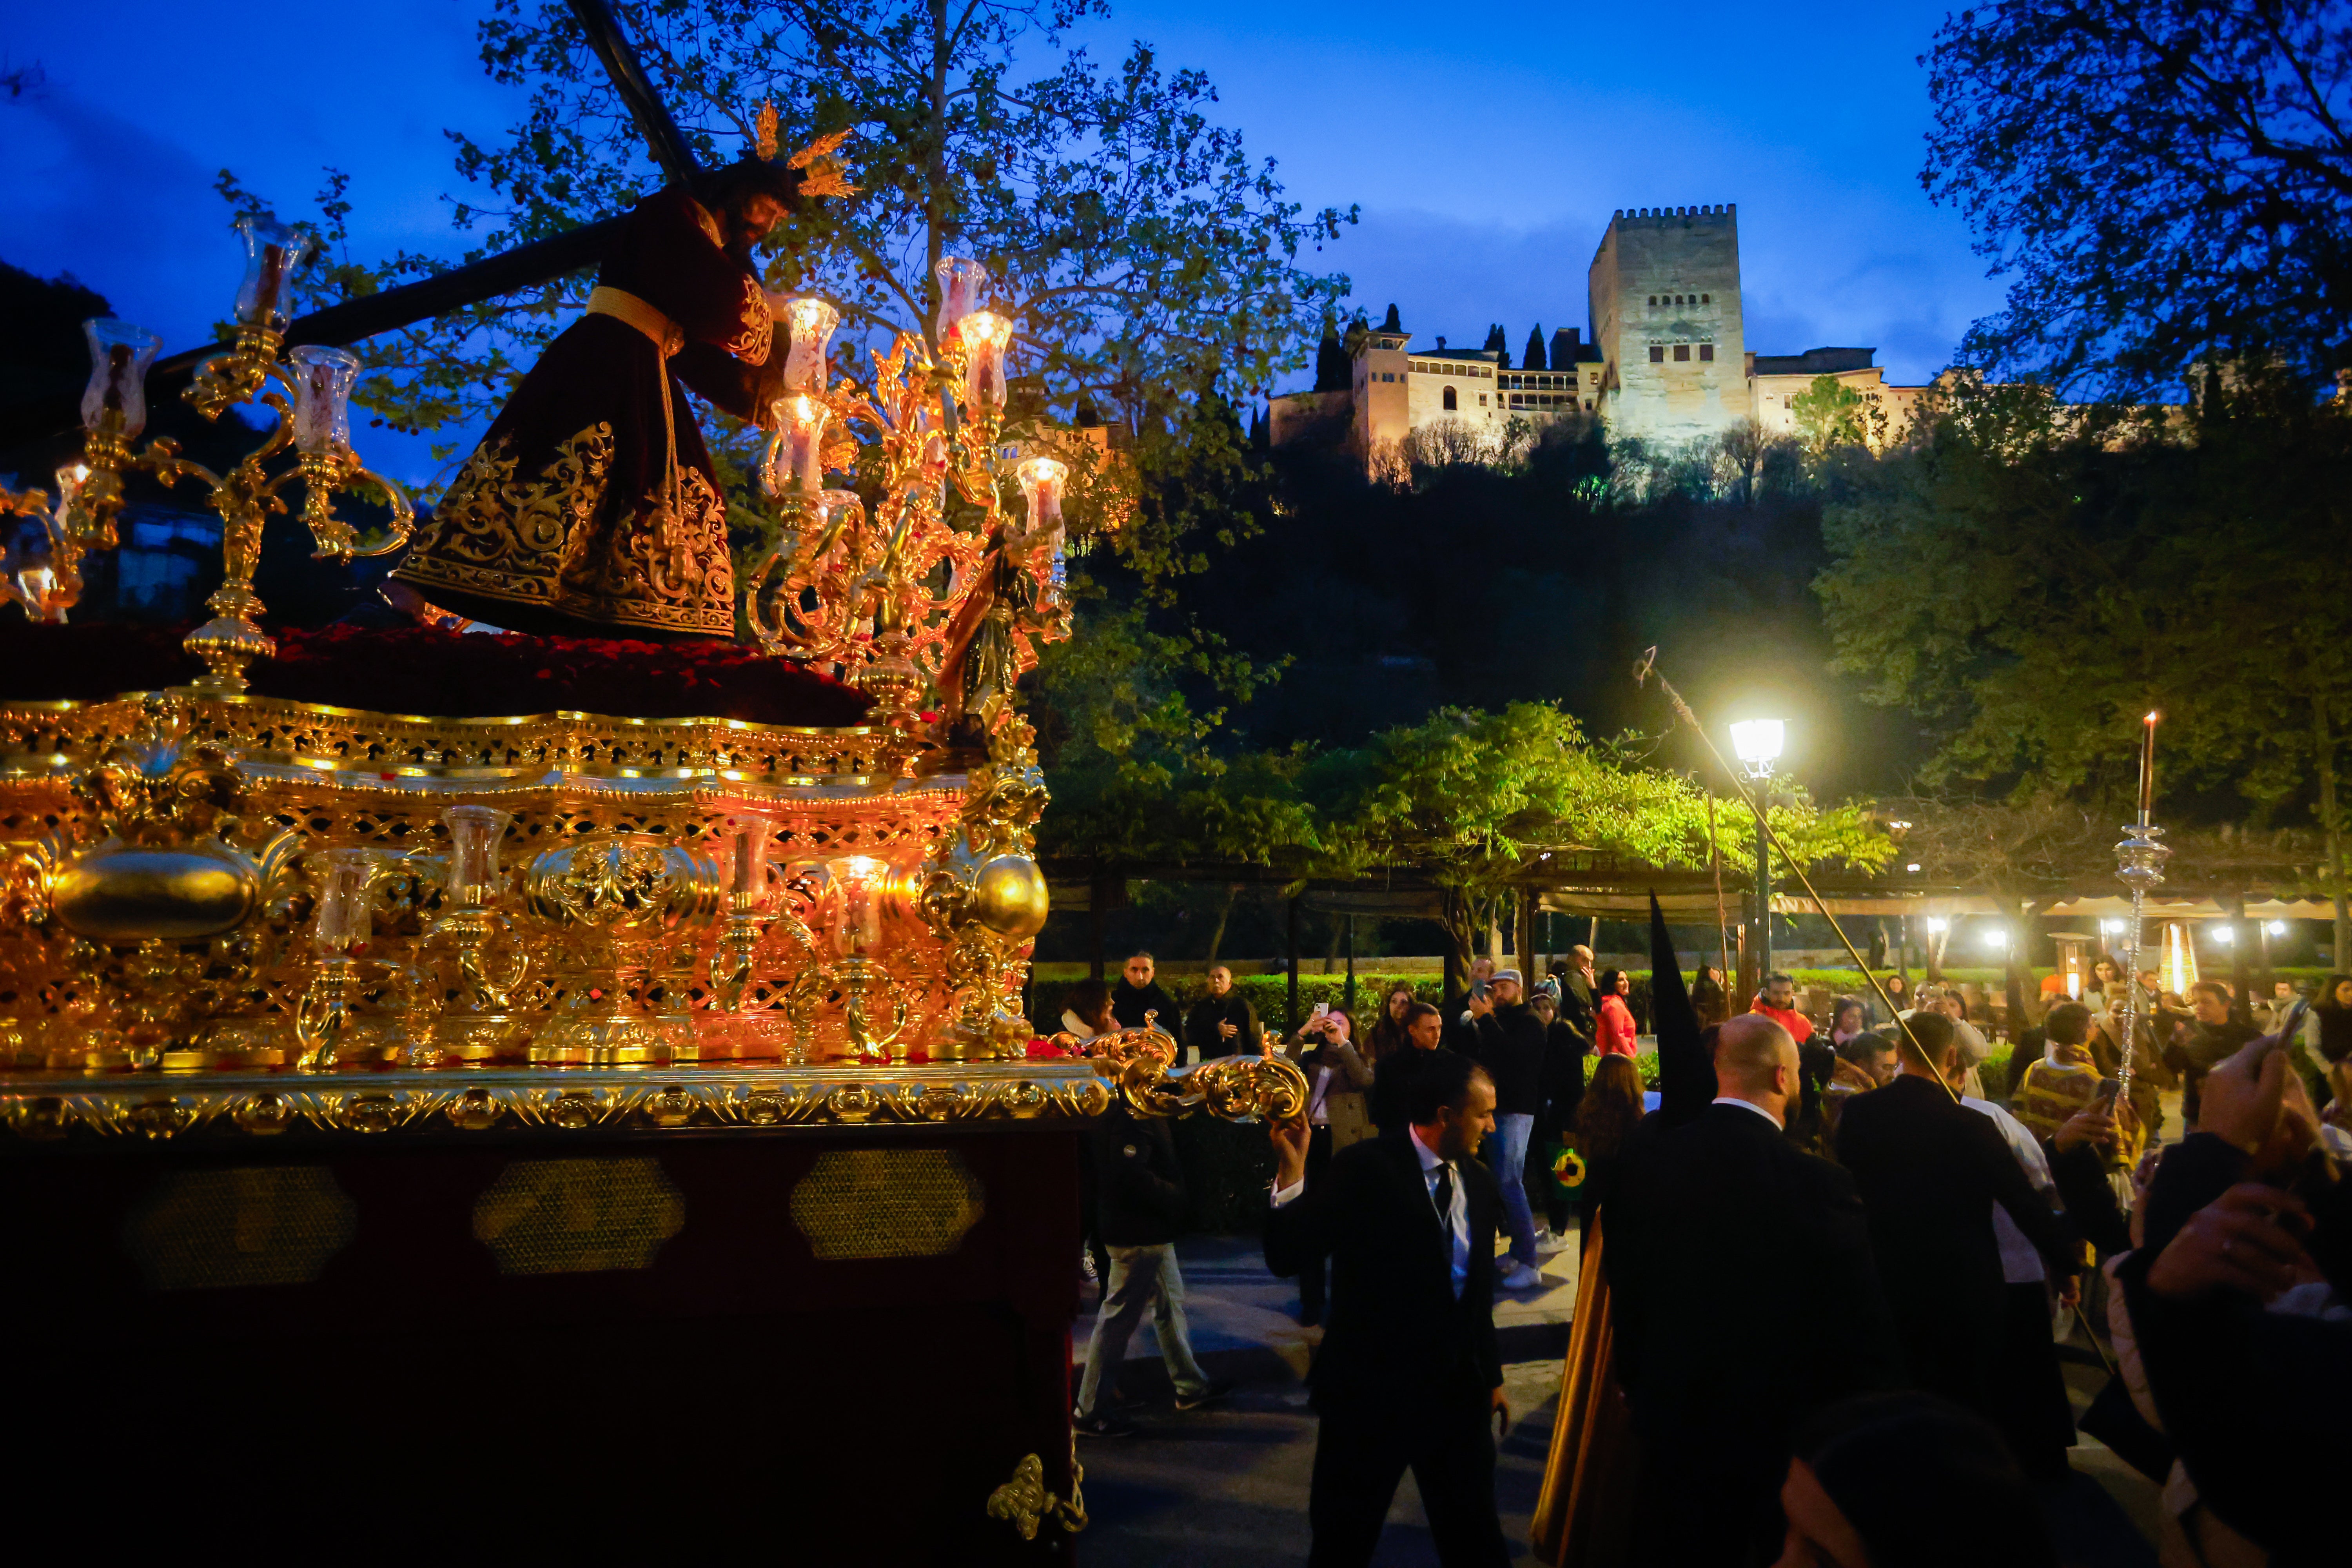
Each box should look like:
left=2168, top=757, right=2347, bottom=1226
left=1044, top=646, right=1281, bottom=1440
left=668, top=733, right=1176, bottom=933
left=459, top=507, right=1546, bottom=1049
left=1270, top=203, right=1927, bottom=460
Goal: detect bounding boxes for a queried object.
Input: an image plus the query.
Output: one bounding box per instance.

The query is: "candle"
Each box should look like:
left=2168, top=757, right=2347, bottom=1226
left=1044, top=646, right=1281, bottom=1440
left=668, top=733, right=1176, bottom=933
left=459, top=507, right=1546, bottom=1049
left=2138, top=710, right=2159, bottom=823
left=782, top=395, right=830, bottom=496
left=1016, top=456, right=1067, bottom=534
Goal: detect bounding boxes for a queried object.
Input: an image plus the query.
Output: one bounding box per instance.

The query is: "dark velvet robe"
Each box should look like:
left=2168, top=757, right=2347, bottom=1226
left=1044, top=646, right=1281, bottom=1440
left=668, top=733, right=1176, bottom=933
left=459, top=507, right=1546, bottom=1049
left=394, top=188, right=780, bottom=640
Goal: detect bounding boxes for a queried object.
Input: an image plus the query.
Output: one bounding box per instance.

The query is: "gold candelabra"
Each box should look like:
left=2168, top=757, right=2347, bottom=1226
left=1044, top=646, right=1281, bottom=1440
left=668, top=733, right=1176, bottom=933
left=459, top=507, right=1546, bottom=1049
left=37, top=216, right=415, bottom=691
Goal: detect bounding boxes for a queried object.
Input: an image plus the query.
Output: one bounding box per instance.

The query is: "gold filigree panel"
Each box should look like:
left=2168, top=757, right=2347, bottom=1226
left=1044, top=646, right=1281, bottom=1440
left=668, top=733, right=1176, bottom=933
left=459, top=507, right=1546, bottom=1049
left=788, top=1147, right=984, bottom=1261
left=123, top=1163, right=357, bottom=1290
left=471, top=1154, right=685, bottom=1275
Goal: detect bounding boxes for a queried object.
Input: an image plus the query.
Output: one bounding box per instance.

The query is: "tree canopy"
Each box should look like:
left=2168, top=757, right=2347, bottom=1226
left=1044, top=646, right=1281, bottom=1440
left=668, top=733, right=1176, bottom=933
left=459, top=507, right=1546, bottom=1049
left=257, top=0, right=1354, bottom=480
left=1924, top=0, right=2352, bottom=395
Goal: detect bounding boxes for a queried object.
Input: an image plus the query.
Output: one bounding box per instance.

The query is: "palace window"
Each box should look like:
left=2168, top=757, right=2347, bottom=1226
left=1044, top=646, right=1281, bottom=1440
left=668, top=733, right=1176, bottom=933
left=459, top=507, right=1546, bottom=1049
left=1479, top=393, right=1488, bottom=405
left=1699, top=344, right=1714, bottom=362
left=1443, top=386, right=1457, bottom=410
left=1673, top=344, right=1690, bottom=361
left=1701, top=294, right=1710, bottom=304
left=1649, top=345, right=1665, bottom=363
left=1648, top=296, right=1657, bottom=306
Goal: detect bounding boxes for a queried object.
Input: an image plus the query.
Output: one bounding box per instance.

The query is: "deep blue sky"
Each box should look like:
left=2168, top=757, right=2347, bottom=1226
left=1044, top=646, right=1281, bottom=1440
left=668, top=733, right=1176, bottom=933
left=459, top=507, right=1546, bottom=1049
left=3, top=0, right=2000, bottom=487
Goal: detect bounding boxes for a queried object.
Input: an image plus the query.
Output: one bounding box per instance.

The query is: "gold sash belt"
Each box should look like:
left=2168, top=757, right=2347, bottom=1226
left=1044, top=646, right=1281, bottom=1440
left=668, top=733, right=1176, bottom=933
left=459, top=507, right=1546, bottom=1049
left=587, top=287, right=684, bottom=358
left=585, top=287, right=685, bottom=526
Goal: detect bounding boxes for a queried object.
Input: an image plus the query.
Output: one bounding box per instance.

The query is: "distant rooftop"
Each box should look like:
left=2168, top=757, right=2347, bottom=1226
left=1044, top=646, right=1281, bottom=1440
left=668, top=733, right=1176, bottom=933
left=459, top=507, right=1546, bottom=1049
left=1751, top=347, right=1877, bottom=377
left=1412, top=344, right=1500, bottom=362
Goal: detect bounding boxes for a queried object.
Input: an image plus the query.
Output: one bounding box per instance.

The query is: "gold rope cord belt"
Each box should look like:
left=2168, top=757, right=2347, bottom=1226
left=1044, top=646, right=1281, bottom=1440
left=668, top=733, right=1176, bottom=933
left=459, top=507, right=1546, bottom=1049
left=587, top=287, right=686, bottom=531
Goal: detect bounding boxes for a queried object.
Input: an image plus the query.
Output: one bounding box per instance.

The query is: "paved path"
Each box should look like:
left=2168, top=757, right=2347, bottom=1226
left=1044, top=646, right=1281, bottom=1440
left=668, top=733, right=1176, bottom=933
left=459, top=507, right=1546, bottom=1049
left=1066, top=1233, right=1577, bottom=1566
left=1065, top=1230, right=2162, bottom=1567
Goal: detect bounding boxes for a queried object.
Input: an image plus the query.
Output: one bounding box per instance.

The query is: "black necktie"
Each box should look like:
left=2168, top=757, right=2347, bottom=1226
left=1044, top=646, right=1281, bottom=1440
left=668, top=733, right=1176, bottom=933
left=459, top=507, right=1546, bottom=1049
left=1431, top=1160, right=1454, bottom=1232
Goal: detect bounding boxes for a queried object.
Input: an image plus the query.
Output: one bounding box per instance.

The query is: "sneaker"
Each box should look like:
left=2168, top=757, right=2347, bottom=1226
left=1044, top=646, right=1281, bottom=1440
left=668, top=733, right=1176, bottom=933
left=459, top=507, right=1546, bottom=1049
left=1500, top=1261, right=1547, bottom=1290
left=1173, top=1380, right=1232, bottom=1412
left=1534, top=1230, right=1572, bottom=1257
left=1073, top=1411, right=1138, bottom=1438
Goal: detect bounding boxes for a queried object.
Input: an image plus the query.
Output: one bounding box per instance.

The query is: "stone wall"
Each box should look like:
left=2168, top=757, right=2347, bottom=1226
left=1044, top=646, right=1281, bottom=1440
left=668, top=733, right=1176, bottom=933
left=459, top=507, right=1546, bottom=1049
left=1590, top=205, right=1747, bottom=445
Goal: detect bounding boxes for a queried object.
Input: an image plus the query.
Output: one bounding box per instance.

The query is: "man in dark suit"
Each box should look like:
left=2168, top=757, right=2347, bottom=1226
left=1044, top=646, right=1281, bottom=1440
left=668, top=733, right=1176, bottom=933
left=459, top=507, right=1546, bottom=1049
left=1367, top=1000, right=1447, bottom=1134
left=1266, top=1050, right=1510, bottom=1568
left=1834, top=1009, right=2080, bottom=1433
left=1607, top=1013, right=1901, bottom=1566
left=1109, top=950, right=1180, bottom=1036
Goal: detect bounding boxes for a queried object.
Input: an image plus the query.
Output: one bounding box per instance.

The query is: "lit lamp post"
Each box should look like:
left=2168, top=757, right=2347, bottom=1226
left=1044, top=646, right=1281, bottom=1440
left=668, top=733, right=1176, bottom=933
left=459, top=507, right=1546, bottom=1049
left=1730, top=718, right=1786, bottom=983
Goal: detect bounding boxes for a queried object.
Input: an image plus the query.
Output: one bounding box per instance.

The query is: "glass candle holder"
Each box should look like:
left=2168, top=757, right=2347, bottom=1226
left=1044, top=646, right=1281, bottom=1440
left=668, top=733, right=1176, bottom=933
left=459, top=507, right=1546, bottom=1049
left=80, top=319, right=161, bottom=439
left=1016, top=456, right=1067, bottom=533
left=782, top=297, right=840, bottom=396
left=825, top=853, right=888, bottom=958
left=311, top=848, right=377, bottom=958
left=935, top=256, right=989, bottom=342
left=442, top=804, right=512, bottom=905
left=770, top=394, right=831, bottom=497
left=287, top=345, right=362, bottom=456
left=233, top=214, right=314, bottom=332
left=959, top=310, right=1014, bottom=412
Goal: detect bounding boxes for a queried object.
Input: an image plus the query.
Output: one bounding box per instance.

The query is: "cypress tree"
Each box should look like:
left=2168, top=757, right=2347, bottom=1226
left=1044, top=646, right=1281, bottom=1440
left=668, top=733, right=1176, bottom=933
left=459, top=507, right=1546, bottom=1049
left=1525, top=324, right=1548, bottom=371
left=1313, top=318, right=1350, bottom=392
left=1485, top=323, right=1510, bottom=368
left=1380, top=303, right=1403, bottom=333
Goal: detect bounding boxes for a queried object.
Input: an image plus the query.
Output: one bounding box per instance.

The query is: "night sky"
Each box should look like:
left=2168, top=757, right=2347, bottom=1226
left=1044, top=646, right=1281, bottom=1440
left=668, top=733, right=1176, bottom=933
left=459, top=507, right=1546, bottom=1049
left=5, top=0, right=2002, bottom=491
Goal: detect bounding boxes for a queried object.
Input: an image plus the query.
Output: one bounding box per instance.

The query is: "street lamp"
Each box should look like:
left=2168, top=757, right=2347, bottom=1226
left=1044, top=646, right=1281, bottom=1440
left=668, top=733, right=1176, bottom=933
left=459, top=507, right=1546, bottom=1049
left=1730, top=719, right=1786, bottom=982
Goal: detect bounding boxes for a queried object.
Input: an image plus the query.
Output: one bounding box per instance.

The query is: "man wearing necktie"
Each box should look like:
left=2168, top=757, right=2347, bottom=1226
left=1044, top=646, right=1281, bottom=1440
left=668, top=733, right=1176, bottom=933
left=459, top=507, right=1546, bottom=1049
left=1267, top=1050, right=1510, bottom=1566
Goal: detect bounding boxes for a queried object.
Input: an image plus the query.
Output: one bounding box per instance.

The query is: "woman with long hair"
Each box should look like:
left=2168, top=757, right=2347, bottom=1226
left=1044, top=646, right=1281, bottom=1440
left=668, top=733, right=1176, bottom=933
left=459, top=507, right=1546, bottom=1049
left=1828, top=997, right=1869, bottom=1051
left=1363, top=981, right=1418, bottom=1066
left=1690, top=964, right=1728, bottom=1025
left=1595, top=968, right=1639, bottom=1056
left=1570, top=1053, right=1646, bottom=1243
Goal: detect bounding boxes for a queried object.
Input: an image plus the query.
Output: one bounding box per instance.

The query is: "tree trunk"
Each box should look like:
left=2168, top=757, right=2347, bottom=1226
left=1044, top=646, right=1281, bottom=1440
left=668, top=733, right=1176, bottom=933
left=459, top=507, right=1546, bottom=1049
left=1203, top=884, right=1239, bottom=968
left=2227, top=890, right=2252, bottom=1025
left=1323, top=916, right=1342, bottom=975
left=1928, top=922, right=1948, bottom=982
left=2317, top=693, right=2350, bottom=967
left=1286, top=895, right=1302, bottom=1033
left=2002, top=898, right=2033, bottom=1045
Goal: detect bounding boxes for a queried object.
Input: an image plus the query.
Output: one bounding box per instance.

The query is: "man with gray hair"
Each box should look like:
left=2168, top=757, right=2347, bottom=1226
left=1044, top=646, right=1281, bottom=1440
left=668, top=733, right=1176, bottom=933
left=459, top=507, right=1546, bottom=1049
left=1608, top=1013, right=1900, bottom=1563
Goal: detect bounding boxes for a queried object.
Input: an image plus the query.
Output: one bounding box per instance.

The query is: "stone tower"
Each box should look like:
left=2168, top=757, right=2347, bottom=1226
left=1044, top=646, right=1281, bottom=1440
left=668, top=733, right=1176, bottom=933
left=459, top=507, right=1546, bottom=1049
left=1588, top=205, right=1745, bottom=443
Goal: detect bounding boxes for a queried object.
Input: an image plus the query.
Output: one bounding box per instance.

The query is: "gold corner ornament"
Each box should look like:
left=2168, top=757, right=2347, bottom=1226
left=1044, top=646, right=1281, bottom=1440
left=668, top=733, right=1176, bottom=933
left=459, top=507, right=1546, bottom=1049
left=986, top=1448, right=1086, bottom=1541
left=1072, top=1016, right=1311, bottom=1123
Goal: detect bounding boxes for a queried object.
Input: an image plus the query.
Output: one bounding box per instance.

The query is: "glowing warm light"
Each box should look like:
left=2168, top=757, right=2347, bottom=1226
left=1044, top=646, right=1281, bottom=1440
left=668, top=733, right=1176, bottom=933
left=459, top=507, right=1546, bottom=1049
left=2209, top=923, right=2236, bottom=946
left=1730, top=718, right=1785, bottom=765
left=2101, top=918, right=2125, bottom=935
left=1923, top=916, right=1949, bottom=934
left=1905, top=862, right=1922, bottom=873
left=2266, top=920, right=2288, bottom=936
left=1982, top=927, right=2009, bottom=951
left=2161, top=922, right=2197, bottom=996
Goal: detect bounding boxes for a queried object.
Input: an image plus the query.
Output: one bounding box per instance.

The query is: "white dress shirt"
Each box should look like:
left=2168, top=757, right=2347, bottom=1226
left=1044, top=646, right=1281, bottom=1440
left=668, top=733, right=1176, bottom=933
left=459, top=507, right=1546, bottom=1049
left=1964, top=1096, right=2061, bottom=1284
left=1711, top=1094, right=1785, bottom=1130
left=1271, top=1122, right=1470, bottom=1299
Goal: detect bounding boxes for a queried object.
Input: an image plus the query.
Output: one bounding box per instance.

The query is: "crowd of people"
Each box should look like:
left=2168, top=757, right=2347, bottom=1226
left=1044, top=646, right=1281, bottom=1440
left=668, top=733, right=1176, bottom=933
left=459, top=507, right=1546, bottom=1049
left=1064, top=940, right=2349, bottom=1565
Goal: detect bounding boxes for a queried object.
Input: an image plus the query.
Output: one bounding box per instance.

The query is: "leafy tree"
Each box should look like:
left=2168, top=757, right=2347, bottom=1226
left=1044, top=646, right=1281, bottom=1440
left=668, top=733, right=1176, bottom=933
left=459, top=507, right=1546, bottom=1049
left=272, top=0, right=1353, bottom=482
left=1524, top=324, right=1548, bottom=372
left=1815, top=374, right=2352, bottom=953
left=1303, top=703, right=1891, bottom=969
left=1789, top=373, right=1866, bottom=452
left=1924, top=0, right=2352, bottom=395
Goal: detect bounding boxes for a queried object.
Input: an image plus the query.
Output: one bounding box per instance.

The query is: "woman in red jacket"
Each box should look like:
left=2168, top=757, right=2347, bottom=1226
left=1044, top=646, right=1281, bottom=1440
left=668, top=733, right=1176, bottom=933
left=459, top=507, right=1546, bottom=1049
left=1595, top=968, right=1639, bottom=1056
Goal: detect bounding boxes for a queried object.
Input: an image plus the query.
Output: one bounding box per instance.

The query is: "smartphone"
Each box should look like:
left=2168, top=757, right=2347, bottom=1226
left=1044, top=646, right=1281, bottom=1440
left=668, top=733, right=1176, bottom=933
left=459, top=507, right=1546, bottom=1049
left=1312, top=1002, right=1330, bottom=1018
left=2094, top=1077, right=2122, bottom=1110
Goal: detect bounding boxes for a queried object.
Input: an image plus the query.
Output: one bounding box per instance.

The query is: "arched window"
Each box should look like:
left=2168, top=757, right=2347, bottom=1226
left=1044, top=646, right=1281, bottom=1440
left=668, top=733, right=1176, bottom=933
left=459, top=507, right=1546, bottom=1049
left=1442, top=385, right=1457, bottom=411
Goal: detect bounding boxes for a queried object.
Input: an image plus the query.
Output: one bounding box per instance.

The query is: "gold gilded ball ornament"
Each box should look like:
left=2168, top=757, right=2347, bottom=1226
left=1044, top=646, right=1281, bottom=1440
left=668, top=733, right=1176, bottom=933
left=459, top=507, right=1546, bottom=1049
left=970, top=854, right=1049, bottom=939
left=51, top=844, right=261, bottom=941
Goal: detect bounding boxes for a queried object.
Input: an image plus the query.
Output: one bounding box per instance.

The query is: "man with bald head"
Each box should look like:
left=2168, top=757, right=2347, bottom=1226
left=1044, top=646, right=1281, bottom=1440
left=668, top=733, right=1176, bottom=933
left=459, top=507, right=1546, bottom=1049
left=1607, top=1014, right=1899, bottom=1566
